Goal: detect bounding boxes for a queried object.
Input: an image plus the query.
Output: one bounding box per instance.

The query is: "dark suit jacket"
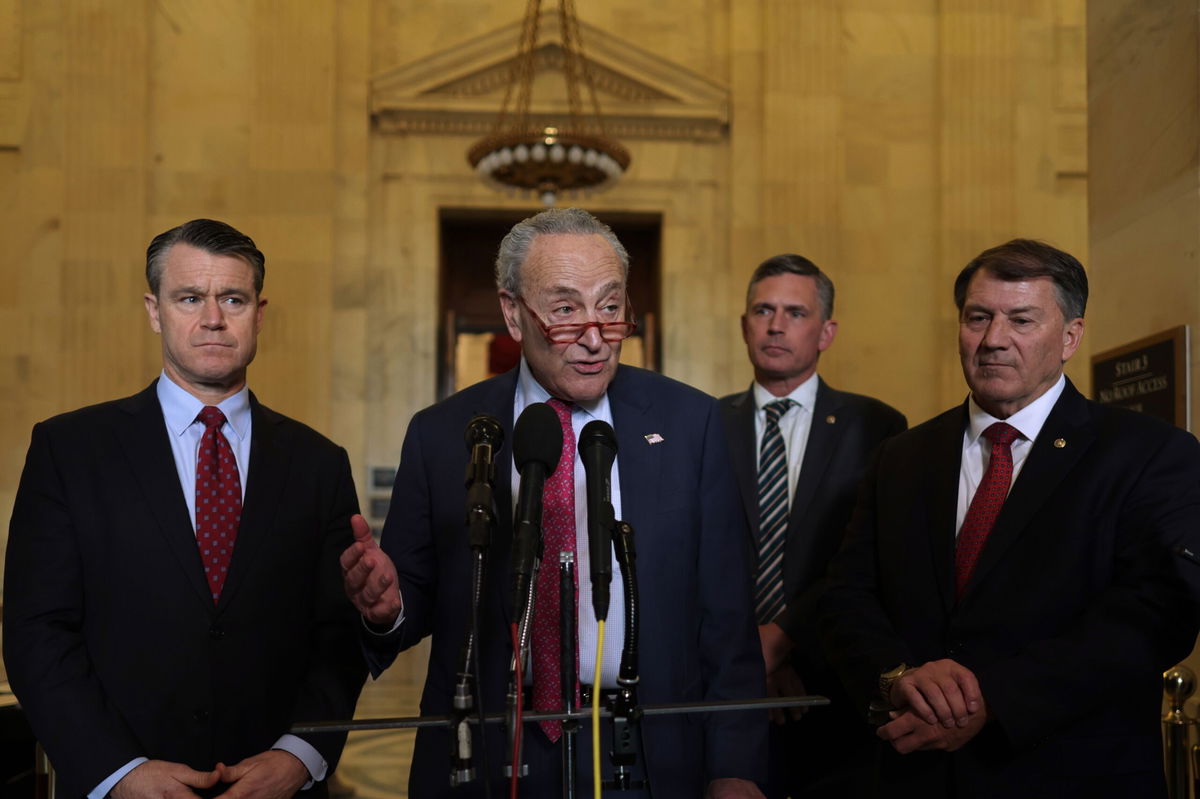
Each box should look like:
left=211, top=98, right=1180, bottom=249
left=721, top=378, right=906, bottom=655
left=721, top=379, right=905, bottom=791
left=820, top=380, right=1200, bottom=798
left=3, top=382, right=366, bottom=799
left=366, top=365, right=766, bottom=797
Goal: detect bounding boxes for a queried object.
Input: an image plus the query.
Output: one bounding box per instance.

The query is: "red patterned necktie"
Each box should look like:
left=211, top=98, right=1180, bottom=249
left=195, top=406, right=242, bottom=602
left=954, top=421, right=1019, bottom=598
left=531, top=398, right=579, bottom=741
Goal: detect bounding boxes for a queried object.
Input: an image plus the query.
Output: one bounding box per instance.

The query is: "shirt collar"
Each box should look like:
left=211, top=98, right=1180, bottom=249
left=156, top=370, right=252, bottom=444
left=752, top=371, right=819, bottom=414
left=966, top=374, right=1066, bottom=446
left=515, top=357, right=610, bottom=423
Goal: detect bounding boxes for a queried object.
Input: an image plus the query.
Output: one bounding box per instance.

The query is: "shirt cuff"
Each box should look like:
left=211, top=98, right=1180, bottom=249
left=361, top=591, right=405, bottom=635
left=90, top=757, right=148, bottom=799
left=273, top=734, right=326, bottom=790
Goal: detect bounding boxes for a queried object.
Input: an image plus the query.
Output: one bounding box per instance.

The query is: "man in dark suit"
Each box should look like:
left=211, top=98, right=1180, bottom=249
left=720, top=254, right=905, bottom=798
left=4, top=219, right=365, bottom=799
left=341, top=207, right=766, bottom=797
left=820, top=239, right=1200, bottom=798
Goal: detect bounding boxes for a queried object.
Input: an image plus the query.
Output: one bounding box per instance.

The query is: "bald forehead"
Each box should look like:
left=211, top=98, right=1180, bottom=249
left=520, top=233, right=625, bottom=295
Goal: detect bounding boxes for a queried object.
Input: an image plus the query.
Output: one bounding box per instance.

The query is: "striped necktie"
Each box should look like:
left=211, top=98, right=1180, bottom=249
left=755, top=398, right=795, bottom=624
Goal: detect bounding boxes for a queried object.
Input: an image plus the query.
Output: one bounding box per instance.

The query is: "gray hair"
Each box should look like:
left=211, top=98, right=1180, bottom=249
left=747, top=253, right=835, bottom=320
left=494, top=207, right=630, bottom=295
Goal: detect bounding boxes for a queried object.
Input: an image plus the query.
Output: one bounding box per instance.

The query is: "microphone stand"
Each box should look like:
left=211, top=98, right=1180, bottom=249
left=451, top=455, right=498, bottom=786
left=506, top=570, right=538, bottom=781
left=559, top=552, right=578, bottom=799
left=606, top=520, right=646, bottom=792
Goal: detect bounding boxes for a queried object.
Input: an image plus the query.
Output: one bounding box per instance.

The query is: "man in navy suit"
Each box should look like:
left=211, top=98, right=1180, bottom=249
left=721, top=254, right=905, bottom=798
left=820, top=239, right=1200, bottom=798
left=4, top=219, right=365, bottom=799
left=342, top=207, right=767, bottom=797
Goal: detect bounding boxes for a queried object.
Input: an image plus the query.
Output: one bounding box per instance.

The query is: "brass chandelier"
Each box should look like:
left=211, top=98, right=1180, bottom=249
left=467, top=0, right=631, bottom=206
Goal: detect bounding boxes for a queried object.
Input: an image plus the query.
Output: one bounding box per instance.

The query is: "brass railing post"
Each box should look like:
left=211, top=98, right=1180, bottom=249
left=1164, top=665, right=1196, bottom=799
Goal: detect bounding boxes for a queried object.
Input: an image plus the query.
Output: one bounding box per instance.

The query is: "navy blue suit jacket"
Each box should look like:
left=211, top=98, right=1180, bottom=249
left=4, top=382, right=366, bottom=799
left=821, top=380, right=1200, bottom=798
left=367, top=365, right=766, bottom=796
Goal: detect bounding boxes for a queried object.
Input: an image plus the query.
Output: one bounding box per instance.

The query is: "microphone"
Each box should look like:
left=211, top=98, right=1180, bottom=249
left=579, top=419, right=618, bottom=622
left=510, top=402, right=563, bottom=620
left=463, top=414, right=503, bottom=550
left=464, top=414, right=504, bottom=487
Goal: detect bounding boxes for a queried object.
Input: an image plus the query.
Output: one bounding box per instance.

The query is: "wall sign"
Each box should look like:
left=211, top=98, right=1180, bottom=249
left=1091, top=326, right=1189, bottom=430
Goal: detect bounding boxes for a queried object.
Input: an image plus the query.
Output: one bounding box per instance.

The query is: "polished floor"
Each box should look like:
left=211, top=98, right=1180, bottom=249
left=336, top=640, right=429, bottom=799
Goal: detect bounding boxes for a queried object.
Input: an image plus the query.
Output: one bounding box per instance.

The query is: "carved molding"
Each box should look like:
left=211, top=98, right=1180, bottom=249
left=371, top=10, right=729, bottom=142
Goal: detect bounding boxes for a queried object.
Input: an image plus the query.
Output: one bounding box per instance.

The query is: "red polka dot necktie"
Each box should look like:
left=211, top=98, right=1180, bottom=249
left=195, top=406, right=242, bottom=602
left=532, top=398, right=579, bottom=742
left=955, top=421, right=1019, bottom=598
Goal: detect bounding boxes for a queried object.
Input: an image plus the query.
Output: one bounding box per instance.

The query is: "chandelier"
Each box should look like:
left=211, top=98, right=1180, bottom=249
left=467, top=0, right=631, bottom=206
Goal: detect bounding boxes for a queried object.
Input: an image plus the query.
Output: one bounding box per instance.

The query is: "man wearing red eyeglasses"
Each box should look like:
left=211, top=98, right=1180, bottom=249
left=341, top=207, right=767, bottom=798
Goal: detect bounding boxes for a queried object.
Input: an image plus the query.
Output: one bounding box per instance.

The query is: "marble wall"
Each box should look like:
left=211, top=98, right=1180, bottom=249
left=1088, top=0, right=1200, bottom=428
left=0, top=1, right=1089, bottom=572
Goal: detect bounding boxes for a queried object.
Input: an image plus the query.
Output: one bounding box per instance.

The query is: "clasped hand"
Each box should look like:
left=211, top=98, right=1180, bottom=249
left=878, top=659, right=987, bottom=753
left=112, top=751, right=308, bottom=799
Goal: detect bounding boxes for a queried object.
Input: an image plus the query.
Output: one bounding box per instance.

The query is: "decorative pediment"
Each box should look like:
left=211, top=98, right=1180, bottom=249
left=371, top=11, right=729, bottom=141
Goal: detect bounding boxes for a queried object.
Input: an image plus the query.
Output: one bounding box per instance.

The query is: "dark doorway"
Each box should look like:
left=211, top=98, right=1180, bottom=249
left=438, top=208, right=662, bottom=399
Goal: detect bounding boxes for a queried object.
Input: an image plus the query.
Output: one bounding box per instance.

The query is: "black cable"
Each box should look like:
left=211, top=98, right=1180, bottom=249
left=470, top=551, right=493, bottom=799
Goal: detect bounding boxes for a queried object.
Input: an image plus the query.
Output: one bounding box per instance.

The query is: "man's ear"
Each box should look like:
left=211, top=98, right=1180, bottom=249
left=818, top=318, right=838, bottom=353
left=1061, top=317, right=1084, bottom=362
left=499, top=292, right=523, bottom=343
left=144, top=293, right=162, bottom=334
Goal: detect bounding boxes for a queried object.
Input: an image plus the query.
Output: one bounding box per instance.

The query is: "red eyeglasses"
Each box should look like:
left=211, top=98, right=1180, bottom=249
left=516, top=295, right=638, bottom=344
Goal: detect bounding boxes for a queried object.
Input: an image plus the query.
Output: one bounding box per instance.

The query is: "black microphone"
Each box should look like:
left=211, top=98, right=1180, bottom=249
left=579, top=419, right=618, bottom=622
left=510, top=402, right=563, bottom=620
left=464, top=414, right=504, bottom=488
left=463, top=414, right=503, bottom=550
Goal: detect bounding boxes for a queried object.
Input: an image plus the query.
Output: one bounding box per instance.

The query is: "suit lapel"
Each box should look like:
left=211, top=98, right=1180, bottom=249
left=788, top=379, right=840, bottom=528
left=114, top=382, right=215, bottom=608
left=965, top=383, right=1093, bottom=598
left=218, top=393, right=288, bottom=612
left=607, top=369, right=658, bottom=554
left=484, top=371, right=519, bottom=546
left=782, top=380, right=843, bottom=586
left=473, top=370, right=520, bottom=624
left=726, top=387, right=759, bottom=536
left=928, top=405, right=968, bottom=613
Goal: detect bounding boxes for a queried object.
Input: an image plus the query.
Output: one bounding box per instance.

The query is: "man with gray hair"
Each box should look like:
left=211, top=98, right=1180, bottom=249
left=342, top=207, right=767, bottom=797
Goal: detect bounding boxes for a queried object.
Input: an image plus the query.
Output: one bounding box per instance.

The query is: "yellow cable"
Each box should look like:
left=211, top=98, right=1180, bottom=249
left=592, top=619, right=605, bottom=799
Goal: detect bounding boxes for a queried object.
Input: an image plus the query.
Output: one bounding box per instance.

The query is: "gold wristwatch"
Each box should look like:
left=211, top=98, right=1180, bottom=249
left=878, top=662, right=909, bottom=705
left=867, top=663, right=909, bottom=724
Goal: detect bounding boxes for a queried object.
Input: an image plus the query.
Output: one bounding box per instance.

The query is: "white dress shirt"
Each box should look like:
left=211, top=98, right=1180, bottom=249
left=955, top=375, right=1067, bottom=535
left=751, top=372, right=820, bottom=514
left=513, top=358, right=626, bottom=688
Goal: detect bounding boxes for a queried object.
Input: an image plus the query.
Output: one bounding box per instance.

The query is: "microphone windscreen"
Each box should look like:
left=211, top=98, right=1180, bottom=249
left=513, top=402, right=563, bottom=474
left=464, top=413, right=504, bottom=451
left=579, top=419, right=618, bottom=460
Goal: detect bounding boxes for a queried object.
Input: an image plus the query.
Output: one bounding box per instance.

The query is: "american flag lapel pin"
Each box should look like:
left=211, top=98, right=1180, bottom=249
left=644, top=433, right=665, bottom=445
